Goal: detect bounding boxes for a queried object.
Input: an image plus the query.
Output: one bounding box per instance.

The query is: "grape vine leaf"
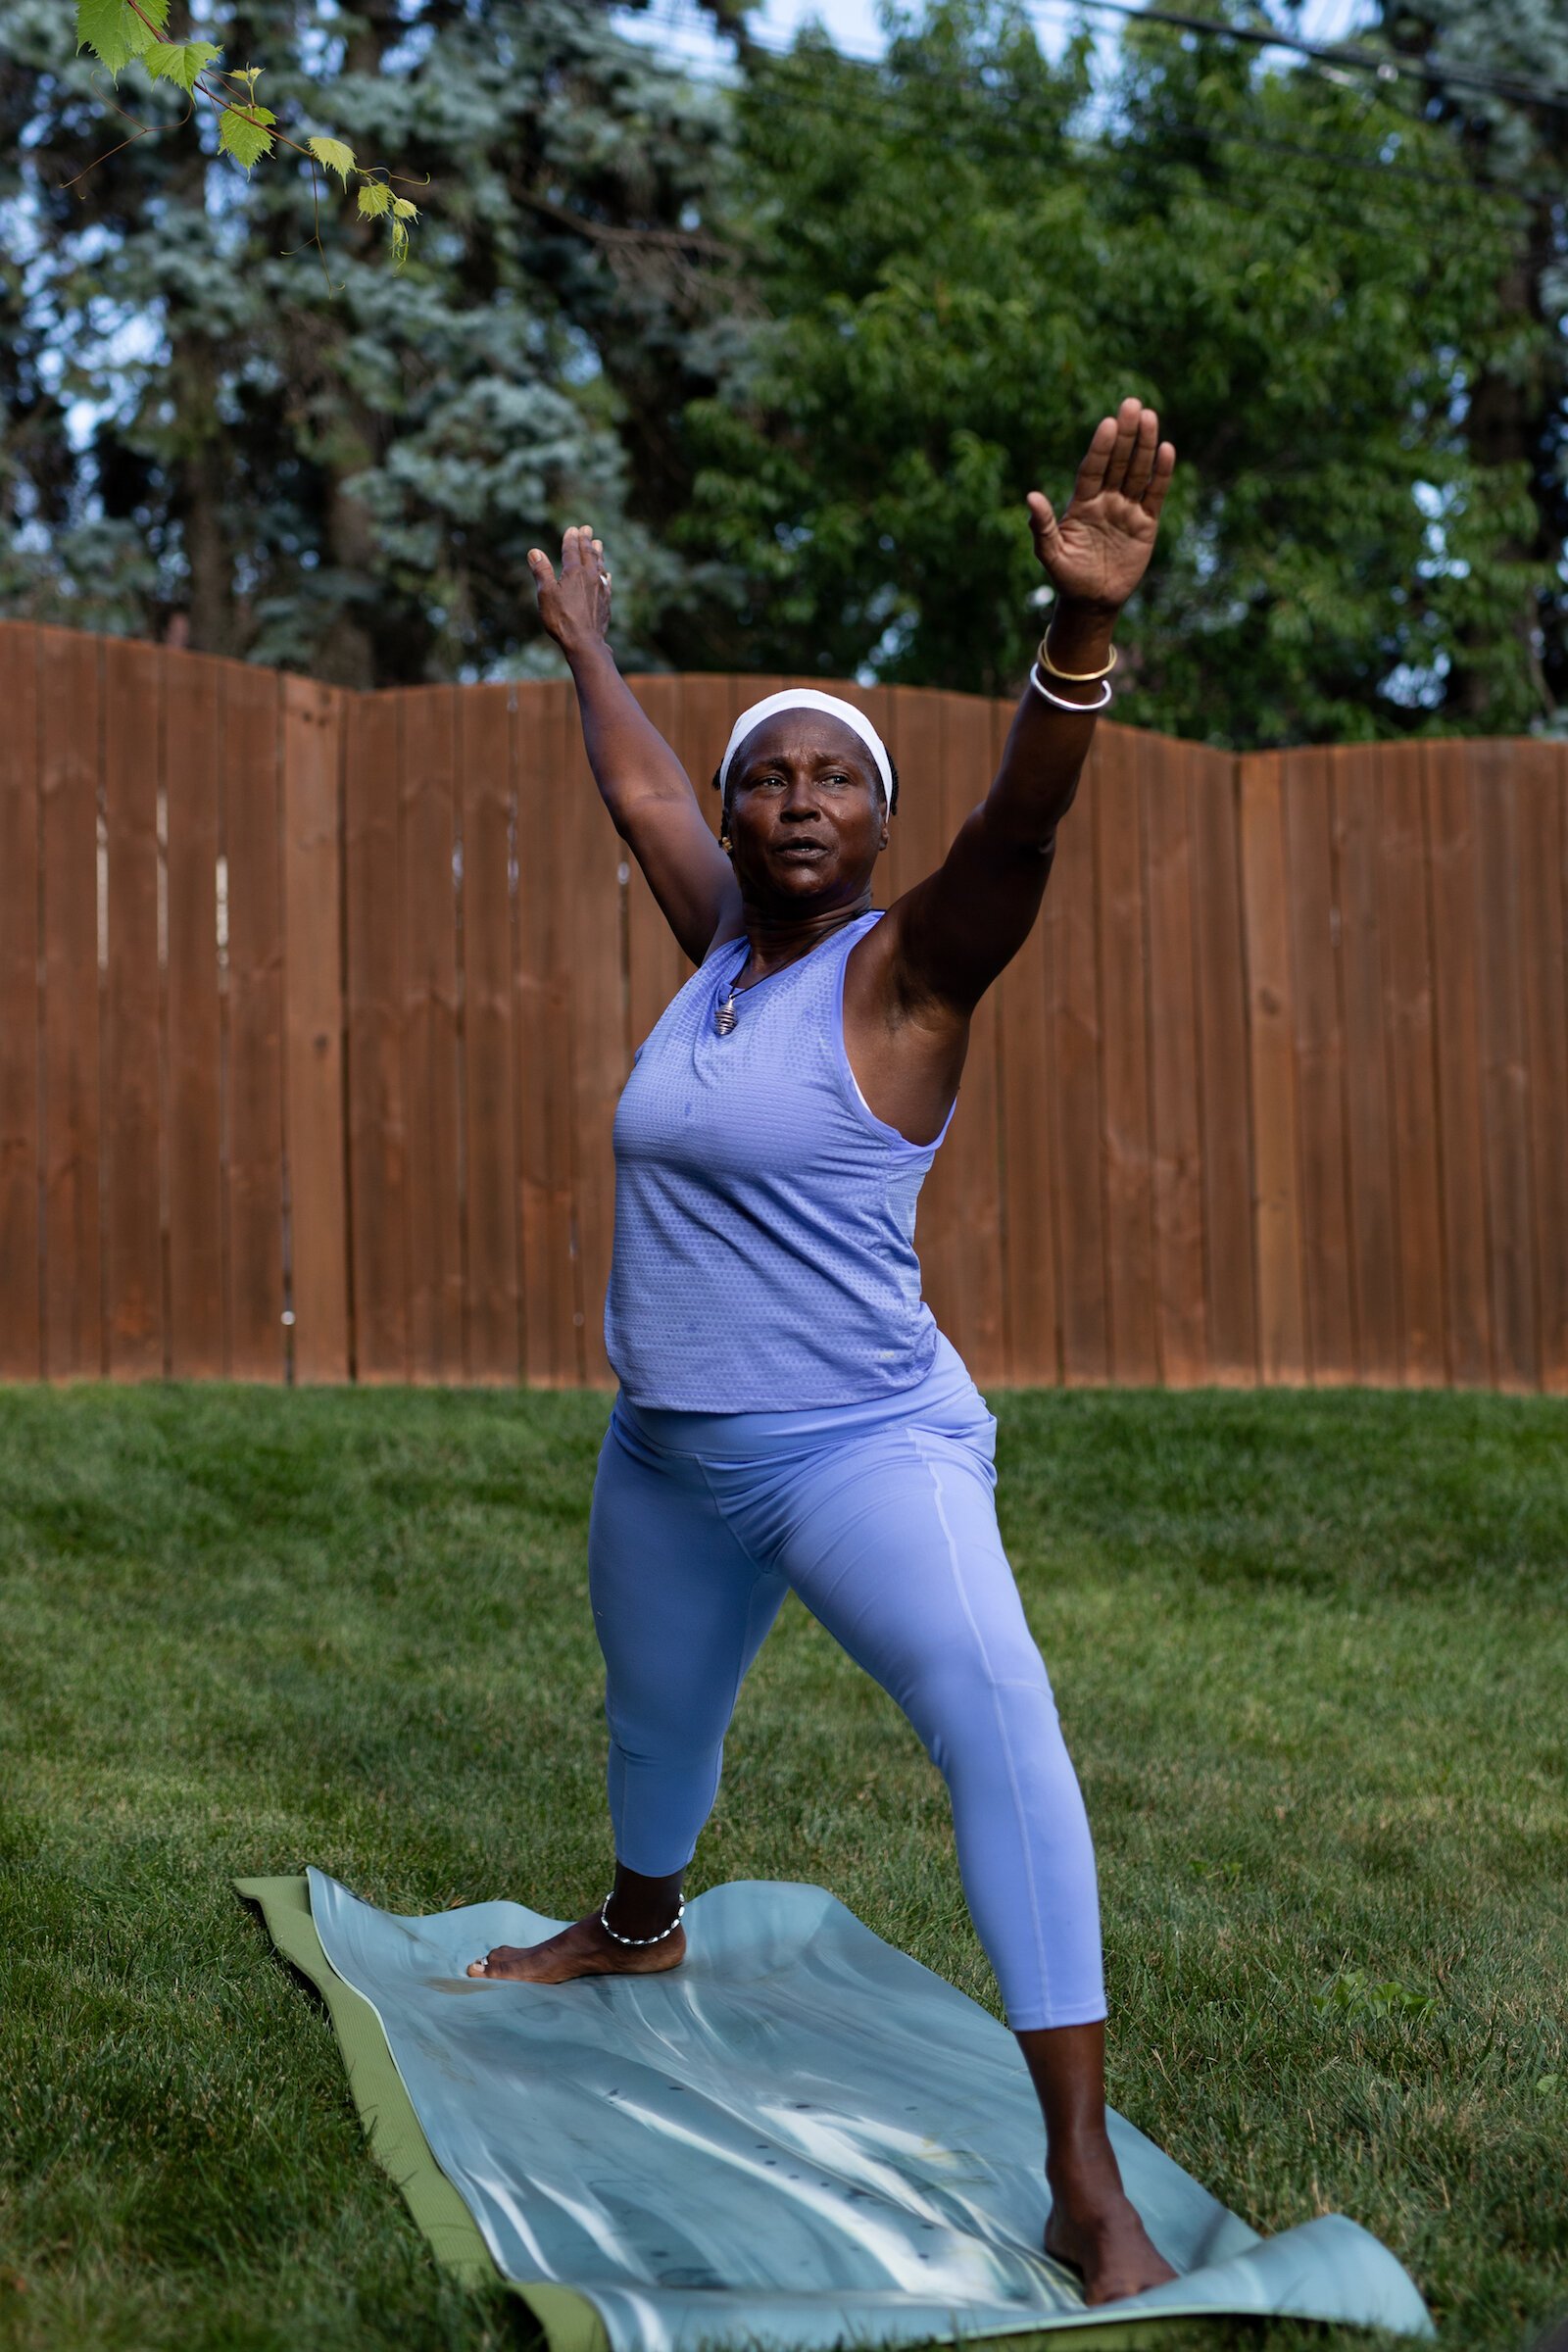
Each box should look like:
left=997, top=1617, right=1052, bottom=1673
left=73, top=3, right=428, bottom=271
left=76, top=0, right=169, bottom=78
left=308, top=135, right=356, bottom=188
left=219, top=99, right=276, bottom=170
left=147, top=38, right=220, bottom=92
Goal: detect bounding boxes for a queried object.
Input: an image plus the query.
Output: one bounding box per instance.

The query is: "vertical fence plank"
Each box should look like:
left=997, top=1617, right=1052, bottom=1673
left=0, top=627, right=41, bottom=1379
left=838, top=683, right=897, bottom=917
left=221, top=661, right=286, bottom=1380
left=1279, top=750, right=1354, bottom=1384
left=1049, top=736, right=1108, bottom=1383
left=281, top=677, right=350, bottom=1383
left=1141, top=729, right=1205, bottom=1386
left=1516, top=744, right=1568, bottom=1394
left=840, top=684, right=898, bottom=858
left=1096, top=724, right=1159, bottom=1384
left=344, top=690, right=409, bottom=1381
left=399, top=688, right=466, bottom=1381
left=869, top=682, right=920, bottom=910
left=1471, top=738, right=1539, bottom=1391
left=515, top=682, right=583, bottom=1385
left=993, top=694, right=1059, bottom=1389
left=164, top=654, right=225, bottom=1377
left=1240, top=755, right=1307, bottom=1382
left=1334, top=750, right=1401, bottom=1382
left=459, top=682, right=520, bottom=1382
left=38, top=627, right=102, bottom=1379
left=670, top=673, right=743, bottom=854
left=1189, top=749, right=1256, bottom=1382
left=892, top=684, right=950, bottom=904
left=1376, top=744, right=1446, bottom=1386
left=1425, top=741, right=1494, bottom=1385
left=102, top=640, right=164, bottom=1378
left=1518, top=746, right=1568, bottom=1393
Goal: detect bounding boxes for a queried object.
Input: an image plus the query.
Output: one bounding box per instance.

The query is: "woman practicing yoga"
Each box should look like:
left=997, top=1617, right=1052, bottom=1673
left=469, top=399, right=1178, bottom=2307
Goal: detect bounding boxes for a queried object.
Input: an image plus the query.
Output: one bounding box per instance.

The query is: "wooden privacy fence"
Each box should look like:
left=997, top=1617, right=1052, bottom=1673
left=1, top=619, right=1565, bottom=1392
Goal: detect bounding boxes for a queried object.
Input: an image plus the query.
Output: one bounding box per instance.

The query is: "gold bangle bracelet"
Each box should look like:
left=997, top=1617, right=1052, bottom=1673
left=1038, top=633, right=1118, bottom=684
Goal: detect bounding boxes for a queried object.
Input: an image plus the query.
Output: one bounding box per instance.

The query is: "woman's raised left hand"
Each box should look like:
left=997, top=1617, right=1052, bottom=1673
left=1026, top=398, right=1176, bottom=615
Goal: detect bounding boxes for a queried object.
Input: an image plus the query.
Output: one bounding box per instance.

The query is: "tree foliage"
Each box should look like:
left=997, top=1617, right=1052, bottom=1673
left=0, top=0, right=746, bottom=682
left=6, top=0, right=1564, bottom=744
left=684, top=0, right=1557, bottom=743
left=1375, top=0, right=1568, bottom=719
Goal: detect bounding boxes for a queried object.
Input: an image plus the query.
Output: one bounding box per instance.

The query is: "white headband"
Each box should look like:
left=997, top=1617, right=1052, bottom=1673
left=717, top=690, right=893, bottom=803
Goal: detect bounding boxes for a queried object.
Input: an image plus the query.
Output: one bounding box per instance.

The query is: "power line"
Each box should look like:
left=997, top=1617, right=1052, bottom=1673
left=1056, top=0, right=1568, bottom=118
left=636, top=0, right=1568, bottom=124
left=629, top=6, right=1544, bottom=220
left=743, top=62, right=1506, bottom=203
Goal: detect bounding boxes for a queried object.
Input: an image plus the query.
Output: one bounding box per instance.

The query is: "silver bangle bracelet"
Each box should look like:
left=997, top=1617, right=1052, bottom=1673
left=1028, top=663, right=1112, bottom=714
left=599, top=1890, right=685, bottom=1946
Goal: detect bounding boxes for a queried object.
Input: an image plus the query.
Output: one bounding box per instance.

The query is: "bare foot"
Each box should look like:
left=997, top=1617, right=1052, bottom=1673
left=1044, top=2164, right=1178, bottom=2305
left=466, top=1909, right=686, bottom=1983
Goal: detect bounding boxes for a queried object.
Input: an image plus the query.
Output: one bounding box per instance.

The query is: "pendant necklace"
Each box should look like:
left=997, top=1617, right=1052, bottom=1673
left=713, top=963, right=762, bottom=1035
left=714, top=941, right=785, bottom=1034
left=712, top=915, right=866, bottom=1035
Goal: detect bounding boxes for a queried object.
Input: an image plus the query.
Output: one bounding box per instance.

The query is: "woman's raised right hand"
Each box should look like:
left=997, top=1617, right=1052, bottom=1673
left=529, top=522, right=612, bottom=658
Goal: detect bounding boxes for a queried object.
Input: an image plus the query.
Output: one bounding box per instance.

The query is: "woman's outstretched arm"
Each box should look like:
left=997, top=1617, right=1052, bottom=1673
left=884, top=400, right=1176, bottom=1014
left=532, top=526, right=739, bottom=964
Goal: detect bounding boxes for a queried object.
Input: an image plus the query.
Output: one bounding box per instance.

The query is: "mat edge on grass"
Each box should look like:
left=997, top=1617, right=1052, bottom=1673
left=235, top=1876, right=610, bottom=2352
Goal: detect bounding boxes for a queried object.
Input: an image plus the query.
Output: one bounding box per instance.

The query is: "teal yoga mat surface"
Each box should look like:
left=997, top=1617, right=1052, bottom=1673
left=303, top=1868, right=1434, bottom=2350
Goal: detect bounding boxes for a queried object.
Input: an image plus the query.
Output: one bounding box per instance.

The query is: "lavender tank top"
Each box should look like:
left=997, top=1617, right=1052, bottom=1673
left=605, top=909, right=956, bottom=1409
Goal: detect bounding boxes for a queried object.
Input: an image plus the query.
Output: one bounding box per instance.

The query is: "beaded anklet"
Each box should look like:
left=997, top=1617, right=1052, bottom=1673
left=599, top=1891, right=686, bottom=1946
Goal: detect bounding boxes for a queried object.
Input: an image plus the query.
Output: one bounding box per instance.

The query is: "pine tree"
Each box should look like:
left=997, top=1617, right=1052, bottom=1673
left=680, top=0, right=1551, bottom=743
left=0, top=0, right=746, bottom=681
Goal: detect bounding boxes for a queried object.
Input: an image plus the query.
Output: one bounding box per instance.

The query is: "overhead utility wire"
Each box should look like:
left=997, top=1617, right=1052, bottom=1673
left=640, top=0, right=1568, bottom=138
left=633, top=6, right=1545, bottom=215
left=751, top=63, right=1526, bottom=201
left=1048, top=0, right=1568, bottom=117
left=645, top=0, right=1568, bottom=118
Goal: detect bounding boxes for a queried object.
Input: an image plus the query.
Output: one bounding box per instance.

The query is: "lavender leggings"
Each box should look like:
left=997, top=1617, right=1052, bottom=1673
left=587, top=1334, right=1105, bottom=2032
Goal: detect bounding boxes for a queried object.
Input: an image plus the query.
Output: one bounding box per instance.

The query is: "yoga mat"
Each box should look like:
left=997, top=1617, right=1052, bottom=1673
left=240, top=1871, right=1435, bottom=2352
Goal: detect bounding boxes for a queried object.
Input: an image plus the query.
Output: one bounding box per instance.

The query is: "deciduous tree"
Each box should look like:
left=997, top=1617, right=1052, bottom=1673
left=684, top=0, right=1552, bottom=743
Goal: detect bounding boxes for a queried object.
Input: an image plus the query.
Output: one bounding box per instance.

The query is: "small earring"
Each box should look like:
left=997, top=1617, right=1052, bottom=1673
left=719, top=833, right=732, bottom=853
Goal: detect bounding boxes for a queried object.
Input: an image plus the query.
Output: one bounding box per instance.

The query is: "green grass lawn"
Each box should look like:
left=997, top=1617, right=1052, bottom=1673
left=0, top=1382, right=1564, bottom=2352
